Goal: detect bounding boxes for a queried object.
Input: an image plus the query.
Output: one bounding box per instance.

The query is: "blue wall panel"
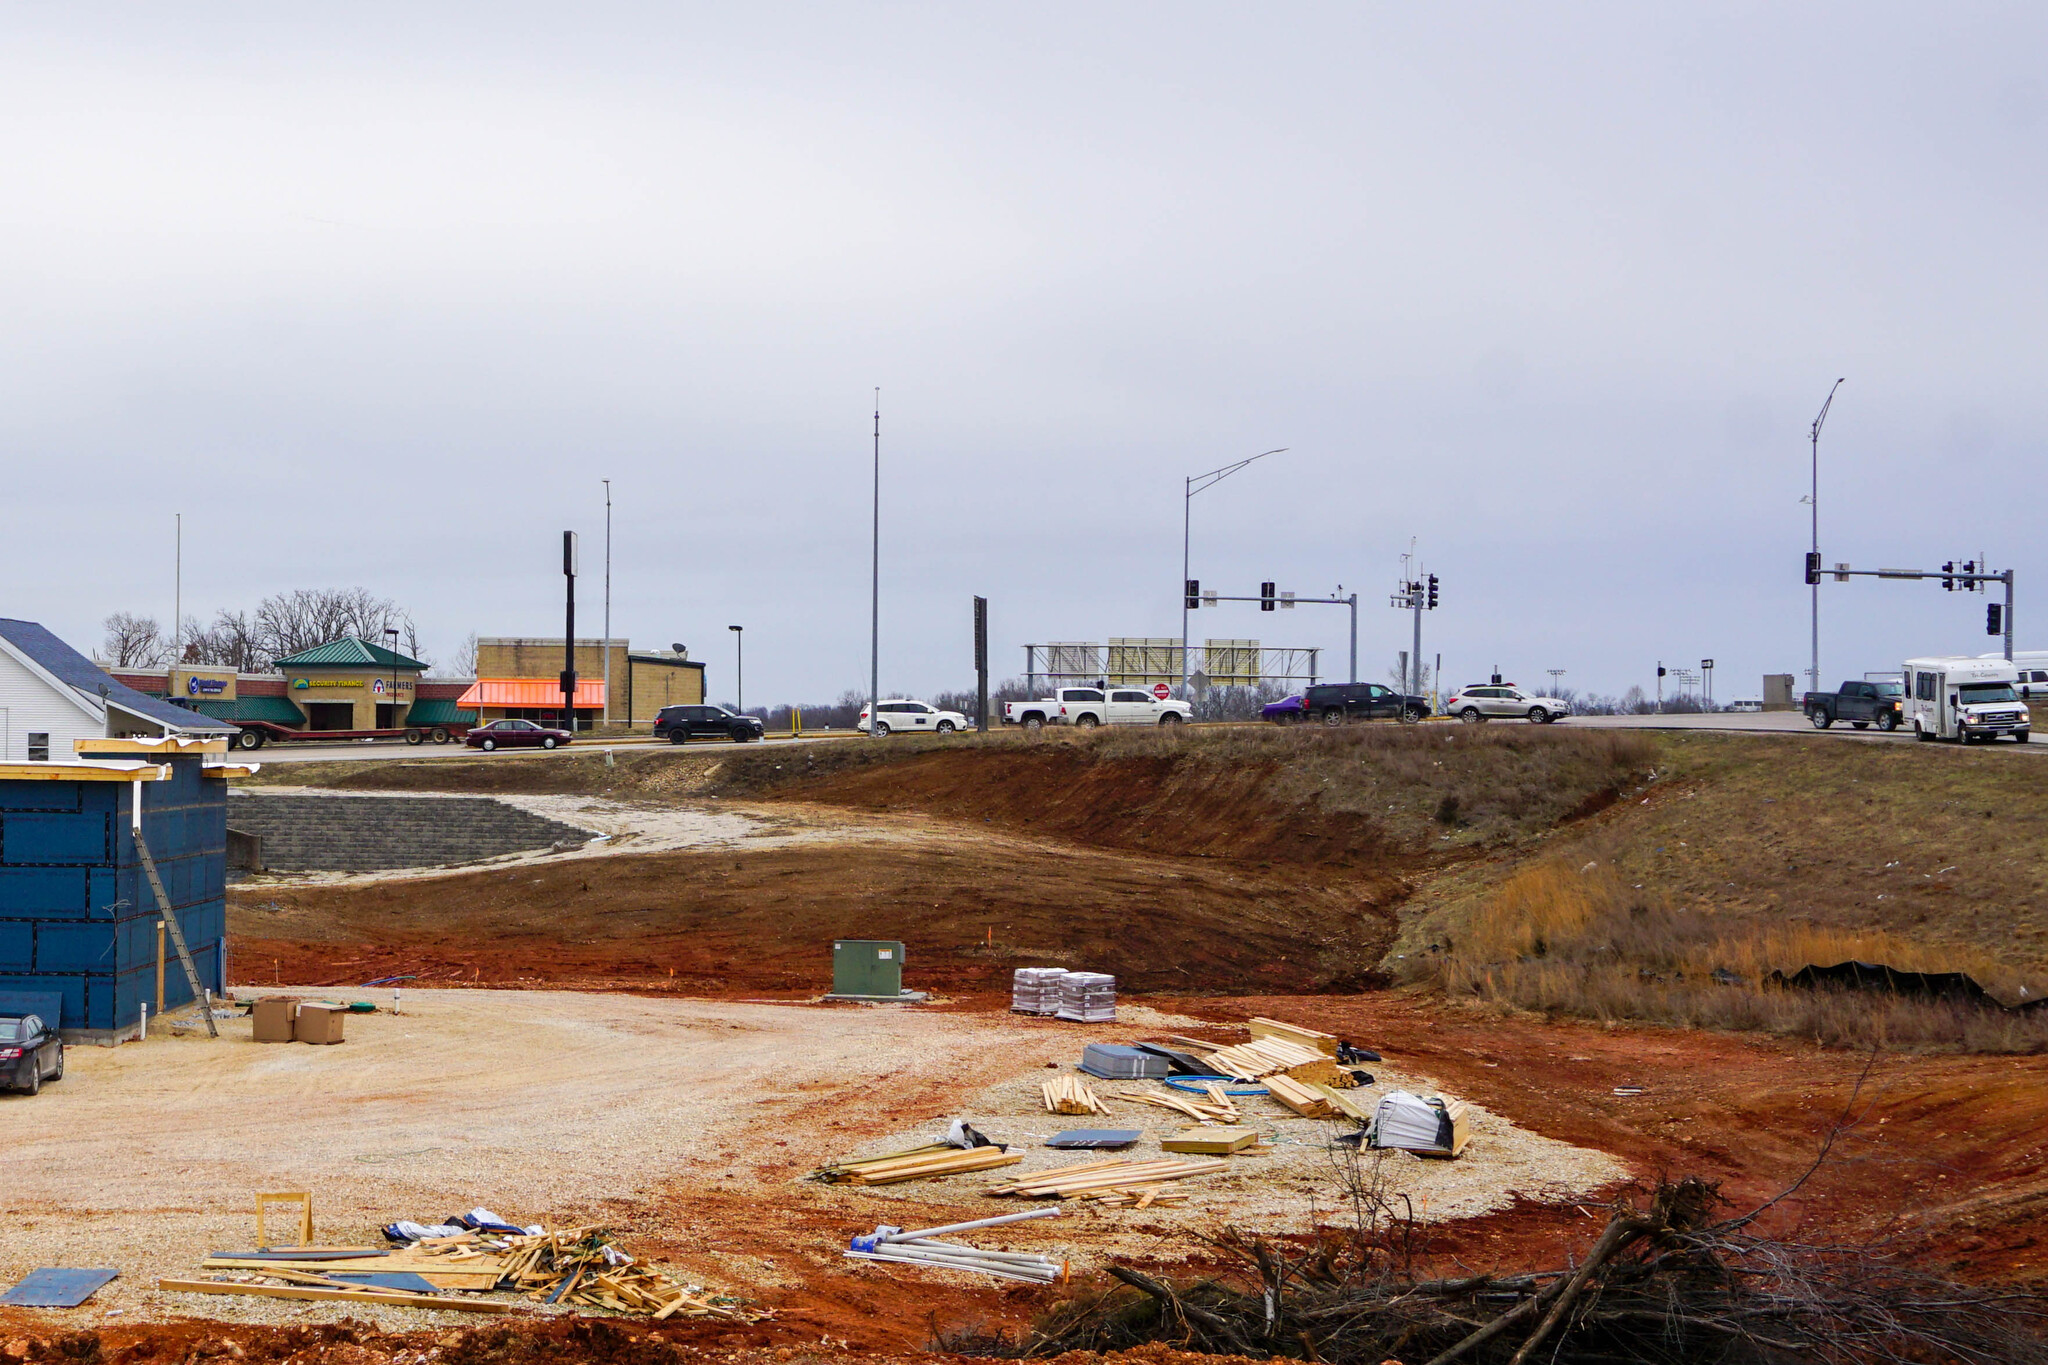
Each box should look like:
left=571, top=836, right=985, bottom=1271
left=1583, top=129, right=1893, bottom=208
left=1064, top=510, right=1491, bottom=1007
left=3, top=811, right=114, bottom=865
left=36, top=922, right=115, bottom=972
left=0, top=973, right=84, bottom=1025
left=0, top=867, right=91, bottom=918
left=0, top=922, right=31, bottom=970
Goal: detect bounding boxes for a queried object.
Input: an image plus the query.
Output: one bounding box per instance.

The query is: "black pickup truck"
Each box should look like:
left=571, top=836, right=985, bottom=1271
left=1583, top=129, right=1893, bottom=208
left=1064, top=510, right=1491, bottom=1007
left=1803, top=680, right=1904, bottom=731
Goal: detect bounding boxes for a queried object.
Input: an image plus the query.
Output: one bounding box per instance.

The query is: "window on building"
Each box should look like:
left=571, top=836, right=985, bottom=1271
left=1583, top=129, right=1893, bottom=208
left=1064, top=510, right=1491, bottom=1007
left=27, top=733, right=50, bottom=762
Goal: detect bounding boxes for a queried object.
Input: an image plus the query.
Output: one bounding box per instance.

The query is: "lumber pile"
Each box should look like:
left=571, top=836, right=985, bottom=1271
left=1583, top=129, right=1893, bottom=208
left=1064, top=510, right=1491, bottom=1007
left=158, top=1279, right=512, bottom=1313
left=494, top=1227, right=759, bottom=1319
left=1265, top=1073, right=1338, bottom=1118
left=1071, top=1185, right=1193, bottom=1209
left=1161, top=1127, right=1262, bottom=1155
left=989, top=1156, right=1228, bottom=1199
left=820, top=1145, right=1022, bottom=1186
left=1204, top=1036, right=1345, bottom=1084
left=1108, top=1087, right=1238, bottom=1124
left=1247, top=1016, right=1340, bottom=1057
left=1042, top=1075, right=1107, bottom=1115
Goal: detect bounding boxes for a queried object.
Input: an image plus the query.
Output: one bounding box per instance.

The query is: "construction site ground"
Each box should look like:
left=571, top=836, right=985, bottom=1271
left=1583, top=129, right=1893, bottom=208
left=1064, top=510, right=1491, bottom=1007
left=7, top=727, right=2048, bottom=1362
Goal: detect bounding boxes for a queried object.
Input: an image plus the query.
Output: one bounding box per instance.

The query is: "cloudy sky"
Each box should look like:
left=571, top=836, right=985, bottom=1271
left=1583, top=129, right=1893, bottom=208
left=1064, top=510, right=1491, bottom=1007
left=4, top=5, right=2043, bottom=705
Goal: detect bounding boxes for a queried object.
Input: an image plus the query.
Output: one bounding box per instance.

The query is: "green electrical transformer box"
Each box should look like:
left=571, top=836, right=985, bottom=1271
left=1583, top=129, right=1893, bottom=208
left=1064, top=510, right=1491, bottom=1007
left=831, top=939, right=906, bottom=999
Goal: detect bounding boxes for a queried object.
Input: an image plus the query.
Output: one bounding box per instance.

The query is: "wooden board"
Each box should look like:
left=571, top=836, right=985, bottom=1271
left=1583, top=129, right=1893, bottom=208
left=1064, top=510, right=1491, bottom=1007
left=1248, top=1017, right=1340, bottom=1057
left=1161, top=1127, right=1260, bottom=1154
left=158, top=1280, right=511, bottom=1313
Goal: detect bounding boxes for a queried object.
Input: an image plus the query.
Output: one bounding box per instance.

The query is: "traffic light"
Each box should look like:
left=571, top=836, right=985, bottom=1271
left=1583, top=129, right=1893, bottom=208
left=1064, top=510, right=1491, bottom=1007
left=1427, top=574, right=1439, bottom=609
left=1942, top=561, right=1955, bottom=591
left=1963, top=560, right=1977, bottom=591
left=1989, top=603, right=2004, bottom=635
left=1185, top=579, right=1200, bottom=609
left=1657, top=664, right=1667, bottom=678
left=1260, top=581, right=1276, bottom=612
left=1805, top=552, right=1822, bottom=586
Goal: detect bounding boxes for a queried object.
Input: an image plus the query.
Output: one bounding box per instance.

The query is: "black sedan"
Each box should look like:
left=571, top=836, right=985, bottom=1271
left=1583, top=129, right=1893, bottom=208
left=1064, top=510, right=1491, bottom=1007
left=2, top=1014, right=63, bottom=1095
left=464, top=719, right=575, bottom=751
left=654, top=704, right=765, bottom=744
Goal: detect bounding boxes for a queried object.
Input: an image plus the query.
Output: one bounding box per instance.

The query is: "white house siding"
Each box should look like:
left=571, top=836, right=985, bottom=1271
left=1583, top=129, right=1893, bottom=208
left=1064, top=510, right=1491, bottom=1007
left=0, top=650, right=100, bottom=761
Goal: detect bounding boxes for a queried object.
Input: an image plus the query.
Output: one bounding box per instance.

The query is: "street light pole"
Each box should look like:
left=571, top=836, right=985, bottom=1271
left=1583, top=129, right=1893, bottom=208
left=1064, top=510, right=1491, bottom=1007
left=870, top=390, right=881, bottom=739
left=1808, top=378, right=1844, bottom=698
left=1181, top=448, right=1286, bottom=695
left=728, top=625, right=743, bottom=714
left=602, top=478, right=612, bottom=728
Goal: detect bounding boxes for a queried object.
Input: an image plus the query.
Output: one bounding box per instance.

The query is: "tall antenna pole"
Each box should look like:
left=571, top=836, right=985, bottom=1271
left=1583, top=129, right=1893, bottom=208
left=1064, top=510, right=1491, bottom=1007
left=1809, top=378, right=1844, bottom=697
left=602, top=479, right=612, bottom=727
left=173, top=512, right=182, bottom=665
left=871, top=389, right=881, bottom=739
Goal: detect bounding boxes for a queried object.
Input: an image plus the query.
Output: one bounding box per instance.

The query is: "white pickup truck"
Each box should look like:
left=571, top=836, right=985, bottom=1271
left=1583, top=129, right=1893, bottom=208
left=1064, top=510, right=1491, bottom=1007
left=1005, top=686, right=1192, bottom=730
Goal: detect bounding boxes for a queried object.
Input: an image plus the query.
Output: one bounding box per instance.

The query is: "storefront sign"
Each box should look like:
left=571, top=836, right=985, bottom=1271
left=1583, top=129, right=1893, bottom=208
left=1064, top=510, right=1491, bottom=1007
left=171, top=668, right=237, bottom=701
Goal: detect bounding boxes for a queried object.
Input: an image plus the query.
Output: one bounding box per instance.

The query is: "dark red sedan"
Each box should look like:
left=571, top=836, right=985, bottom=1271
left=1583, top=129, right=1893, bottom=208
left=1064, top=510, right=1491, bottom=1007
left=464, top=719, right=574, bottom=751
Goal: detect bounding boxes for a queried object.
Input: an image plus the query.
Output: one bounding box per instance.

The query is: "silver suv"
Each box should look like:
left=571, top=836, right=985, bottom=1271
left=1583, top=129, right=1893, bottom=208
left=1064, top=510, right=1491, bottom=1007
left=1446, top=684, right=1568, bottom=724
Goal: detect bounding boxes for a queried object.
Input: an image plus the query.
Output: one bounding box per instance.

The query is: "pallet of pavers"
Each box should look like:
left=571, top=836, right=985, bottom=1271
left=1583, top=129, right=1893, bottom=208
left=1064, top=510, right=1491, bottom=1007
left=1056, top=971, right=1116, bottom=1022
left=1011, top=967, right=1067, bottom=1015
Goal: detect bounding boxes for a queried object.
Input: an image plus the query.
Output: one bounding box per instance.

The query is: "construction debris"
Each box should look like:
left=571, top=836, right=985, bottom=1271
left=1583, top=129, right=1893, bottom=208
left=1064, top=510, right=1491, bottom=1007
left=494, top=1226, right=763, bottom=1319
left=1371, top=1090, right=1471, bottom=1158
left=1108, top=1086, right=1239, bottom=1124
left=1042, top=1074, right=1108, bottom=1114
left=989, top=1156, right=1228, bottom=1199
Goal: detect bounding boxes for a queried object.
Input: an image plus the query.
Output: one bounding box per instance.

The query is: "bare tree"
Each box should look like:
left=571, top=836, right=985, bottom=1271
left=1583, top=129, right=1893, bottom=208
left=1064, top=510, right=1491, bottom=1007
left=254, top=588, right=406, bottom=660
left=445, top=632, right=478, bottom=678
left=102, top=612, right=167, bottom=667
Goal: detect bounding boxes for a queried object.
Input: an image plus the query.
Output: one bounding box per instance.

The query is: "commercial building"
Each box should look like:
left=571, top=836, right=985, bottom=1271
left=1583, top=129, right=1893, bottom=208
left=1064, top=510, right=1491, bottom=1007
left=464, top=637, right=705, bottom=729
left=109, top=638, right=477, bottom=736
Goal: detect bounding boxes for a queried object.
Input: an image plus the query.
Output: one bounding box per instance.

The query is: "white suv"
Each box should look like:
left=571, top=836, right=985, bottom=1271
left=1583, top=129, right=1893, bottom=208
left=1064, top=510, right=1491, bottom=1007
left=1445, top=684, right=1568, bottom=724
left=857, top=699, right=970, bottom=736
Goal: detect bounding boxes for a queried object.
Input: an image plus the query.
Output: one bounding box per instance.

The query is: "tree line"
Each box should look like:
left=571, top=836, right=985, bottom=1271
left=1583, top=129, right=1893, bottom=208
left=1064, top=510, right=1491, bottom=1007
left=99, top=588, right=449, bottom=673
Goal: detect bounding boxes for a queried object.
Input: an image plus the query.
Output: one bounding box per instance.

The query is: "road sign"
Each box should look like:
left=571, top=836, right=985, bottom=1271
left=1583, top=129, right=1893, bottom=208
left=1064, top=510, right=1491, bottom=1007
left=1152, top=682, right=1171, bottom=700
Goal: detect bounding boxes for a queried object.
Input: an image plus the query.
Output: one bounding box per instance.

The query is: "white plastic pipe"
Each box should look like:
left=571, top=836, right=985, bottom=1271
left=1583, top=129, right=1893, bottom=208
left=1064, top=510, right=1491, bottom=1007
left=881, top=1207, right=1061, bottom=1243
left=138, top=1001, right=148, bottom=1041
left=844, top=1250, right=1057, bottom=1283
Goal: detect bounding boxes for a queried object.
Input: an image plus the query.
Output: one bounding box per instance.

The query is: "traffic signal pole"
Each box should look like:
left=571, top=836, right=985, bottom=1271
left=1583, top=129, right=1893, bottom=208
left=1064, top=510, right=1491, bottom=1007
left=1806, top=560, right=2016, bottom=663
left=1186, top=591, right=1359, bottom=682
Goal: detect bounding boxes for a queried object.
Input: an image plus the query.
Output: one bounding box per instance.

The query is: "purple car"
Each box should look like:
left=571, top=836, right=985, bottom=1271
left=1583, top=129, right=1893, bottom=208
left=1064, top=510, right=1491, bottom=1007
left=1262, top=695, right=1308, bottom=723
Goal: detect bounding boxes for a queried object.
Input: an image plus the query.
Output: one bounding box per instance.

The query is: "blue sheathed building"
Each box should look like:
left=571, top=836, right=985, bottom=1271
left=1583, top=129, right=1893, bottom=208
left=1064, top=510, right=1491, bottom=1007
left=0, top=620, right=242, bottom=1039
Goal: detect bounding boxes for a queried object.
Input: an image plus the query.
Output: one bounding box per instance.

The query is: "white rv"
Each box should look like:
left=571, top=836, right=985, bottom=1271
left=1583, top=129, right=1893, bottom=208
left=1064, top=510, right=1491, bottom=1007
left=1902, top=656, right=2030, bottom=743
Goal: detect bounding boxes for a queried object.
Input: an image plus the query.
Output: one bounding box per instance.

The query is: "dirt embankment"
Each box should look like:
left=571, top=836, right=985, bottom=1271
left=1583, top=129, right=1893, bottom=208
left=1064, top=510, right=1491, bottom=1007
left=233, top=729, right=1654, bottom=996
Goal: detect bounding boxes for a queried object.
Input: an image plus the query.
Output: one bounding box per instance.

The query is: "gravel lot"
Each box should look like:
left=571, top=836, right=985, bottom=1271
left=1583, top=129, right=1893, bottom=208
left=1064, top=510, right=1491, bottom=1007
left=2, top=990, right=1624, bottom=1332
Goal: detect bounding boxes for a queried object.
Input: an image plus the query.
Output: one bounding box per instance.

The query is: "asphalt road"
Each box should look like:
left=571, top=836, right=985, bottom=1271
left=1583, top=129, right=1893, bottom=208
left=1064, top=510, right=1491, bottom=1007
left=241, top=730, right=855, bottom=764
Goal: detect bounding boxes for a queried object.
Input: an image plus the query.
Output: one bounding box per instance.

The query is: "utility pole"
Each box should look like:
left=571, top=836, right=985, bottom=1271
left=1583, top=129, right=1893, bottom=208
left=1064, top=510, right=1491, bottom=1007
left=1808, top=378, right=1844, bottom=697
left=562, top=531, right=578, bottom=733
left=173, top=512, right=181, bottom=666
left=1548, top=668, right=1566, bottom=699
left=602, top=478, right=612, bottom=727
left=870, top=390, right=881, bottom=738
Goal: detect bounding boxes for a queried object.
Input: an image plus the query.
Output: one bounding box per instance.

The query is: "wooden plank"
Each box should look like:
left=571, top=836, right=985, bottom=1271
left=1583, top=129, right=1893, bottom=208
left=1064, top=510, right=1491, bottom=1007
left=1248, top=1016, right=1341, bottom=1056
left=157, top=1280, right=511, bottom=1313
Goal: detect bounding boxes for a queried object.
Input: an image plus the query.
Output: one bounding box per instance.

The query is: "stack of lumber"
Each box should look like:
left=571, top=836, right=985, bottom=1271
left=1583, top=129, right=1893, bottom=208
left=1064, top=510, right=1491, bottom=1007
left=1247, top=1016, right=1340, bottom=1057
left=1266, top=1073, right=1339, bottom=1118
left=830, top=1145, right=1022, bottom=1186
left=988, top=1156, right=1228, bottom=1199
left=198, top=1247, right=505, bottom=1292
left=1109, top=1087, right=1238, bottom=1124
left=1042, top=1075, right=1107, bottom=1115
left=496, top=1226, right=763, bottom=1320
left=1072, top=1185, right=1192, bottom=1209
left=1161, top=1126, right=1262, bottom=1155
left=1204, top=1036, right=1344, bottom=1085
left=1310, top=1082, right=1373, bottom=1122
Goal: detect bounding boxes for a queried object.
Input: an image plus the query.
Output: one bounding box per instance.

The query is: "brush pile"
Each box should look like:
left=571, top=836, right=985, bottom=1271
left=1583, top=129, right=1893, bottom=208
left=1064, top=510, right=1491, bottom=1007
left=1011, top=1176, right=2048, bottom=1364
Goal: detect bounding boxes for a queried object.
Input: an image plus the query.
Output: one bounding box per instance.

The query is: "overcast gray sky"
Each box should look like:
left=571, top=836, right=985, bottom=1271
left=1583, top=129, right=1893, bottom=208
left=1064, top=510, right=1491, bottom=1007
left=5, top=4, right=2043, bottom=704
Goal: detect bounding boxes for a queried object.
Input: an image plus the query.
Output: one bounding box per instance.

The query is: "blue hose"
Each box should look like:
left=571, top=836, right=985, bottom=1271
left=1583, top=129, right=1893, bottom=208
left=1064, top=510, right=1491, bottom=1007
left=1163, top=1074, right=1269, bottom=1096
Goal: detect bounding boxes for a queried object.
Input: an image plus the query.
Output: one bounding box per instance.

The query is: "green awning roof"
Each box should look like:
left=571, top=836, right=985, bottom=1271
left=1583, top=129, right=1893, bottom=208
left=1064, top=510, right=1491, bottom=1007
left=272, top=637, right=429, bottom=670
left=190, top=696, right=306, bottom=724
left=405, top=699, right=476, bottom=726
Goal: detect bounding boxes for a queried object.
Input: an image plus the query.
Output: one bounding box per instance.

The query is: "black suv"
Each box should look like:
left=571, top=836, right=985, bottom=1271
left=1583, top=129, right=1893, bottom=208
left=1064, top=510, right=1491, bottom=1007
left=1303, top=682, right=1429, bottom=725
left=654, top=704, right=765, bottom=744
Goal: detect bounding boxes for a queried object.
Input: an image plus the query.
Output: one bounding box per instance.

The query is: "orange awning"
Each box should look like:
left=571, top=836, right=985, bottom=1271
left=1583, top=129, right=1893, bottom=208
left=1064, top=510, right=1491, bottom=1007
left=457, top=679, right=608, bottom=708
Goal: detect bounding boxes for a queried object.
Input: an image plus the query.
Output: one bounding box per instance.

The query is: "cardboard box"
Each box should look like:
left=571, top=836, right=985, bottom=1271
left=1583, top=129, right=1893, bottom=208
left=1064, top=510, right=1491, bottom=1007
left=293, top=1003, right=346, bottom=1045
left=252, top=996, right=300, bottom=1044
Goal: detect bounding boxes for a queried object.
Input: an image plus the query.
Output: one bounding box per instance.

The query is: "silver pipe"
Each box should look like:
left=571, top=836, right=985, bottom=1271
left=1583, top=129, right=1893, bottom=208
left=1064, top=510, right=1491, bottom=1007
left=881, top=1207, right=1061, bottom=1243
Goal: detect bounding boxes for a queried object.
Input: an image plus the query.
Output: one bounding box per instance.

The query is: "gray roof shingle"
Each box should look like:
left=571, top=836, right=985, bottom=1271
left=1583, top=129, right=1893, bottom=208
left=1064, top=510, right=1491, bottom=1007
left=0, top=619, right=235, bottom=734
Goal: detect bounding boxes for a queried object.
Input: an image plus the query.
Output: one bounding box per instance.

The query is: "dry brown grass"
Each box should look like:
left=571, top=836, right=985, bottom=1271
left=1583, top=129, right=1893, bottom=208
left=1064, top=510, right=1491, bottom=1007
left=1437, top=859, right=2048, bottom=1051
